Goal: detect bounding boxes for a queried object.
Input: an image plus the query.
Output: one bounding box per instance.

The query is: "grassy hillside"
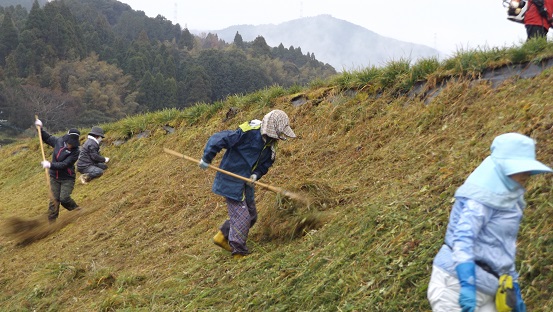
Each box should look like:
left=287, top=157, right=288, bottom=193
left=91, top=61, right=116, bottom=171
left=3, top=45, right=553, bottom=311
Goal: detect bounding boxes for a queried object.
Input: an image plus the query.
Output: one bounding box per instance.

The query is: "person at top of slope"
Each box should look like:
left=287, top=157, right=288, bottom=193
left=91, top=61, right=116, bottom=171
left=524, top=0, right=553, bottom=40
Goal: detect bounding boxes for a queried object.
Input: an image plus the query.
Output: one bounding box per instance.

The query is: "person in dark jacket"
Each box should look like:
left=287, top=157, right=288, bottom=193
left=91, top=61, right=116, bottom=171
left=200, top=110, right=296, bottom=259
left=35, top=119, right=81, bottom=222
left=524, top=0, right=553, bottom=40
left=78, top=126, right=109, bottom=184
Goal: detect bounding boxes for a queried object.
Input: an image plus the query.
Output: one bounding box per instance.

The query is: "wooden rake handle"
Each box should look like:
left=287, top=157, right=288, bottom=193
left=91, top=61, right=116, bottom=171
left=163, top=148, right=301, bottom=200
left=35, top=115, right=56, bottom=203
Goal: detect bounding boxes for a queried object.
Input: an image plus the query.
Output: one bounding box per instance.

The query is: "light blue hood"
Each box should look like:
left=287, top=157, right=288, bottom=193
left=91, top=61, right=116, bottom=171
left=455, top=133, right=552, bottom=211
left=455, top=157, right=525, bottom=211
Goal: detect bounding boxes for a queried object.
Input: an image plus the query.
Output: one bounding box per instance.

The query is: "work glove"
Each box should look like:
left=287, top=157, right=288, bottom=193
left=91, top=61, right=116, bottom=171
left=35, top=119, right=43, bottom=128
left=104, top=157, right=110, bottom=163
left=41, top=160, right=51, bottom=169
left=456, top=262, right=476, bottom=312
left=199, top=159, right=209, bottom=170
left=514, top=282, right=526, bottom=312
left=248, top=174, right=258, bottom=186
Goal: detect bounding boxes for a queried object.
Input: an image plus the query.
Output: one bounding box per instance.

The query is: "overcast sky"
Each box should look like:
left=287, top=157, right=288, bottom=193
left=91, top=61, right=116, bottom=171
left=119, top=0, right=533, bottom=57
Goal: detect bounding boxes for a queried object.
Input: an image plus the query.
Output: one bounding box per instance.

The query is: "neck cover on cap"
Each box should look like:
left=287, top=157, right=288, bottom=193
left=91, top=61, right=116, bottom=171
left=455, top=133, right=552, bottom=211
left=455, top=157, right=526, bottom=211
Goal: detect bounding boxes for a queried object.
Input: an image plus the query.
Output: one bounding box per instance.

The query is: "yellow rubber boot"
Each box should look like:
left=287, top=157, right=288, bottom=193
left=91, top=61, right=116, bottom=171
left=213, top=230, right=232, bottom=252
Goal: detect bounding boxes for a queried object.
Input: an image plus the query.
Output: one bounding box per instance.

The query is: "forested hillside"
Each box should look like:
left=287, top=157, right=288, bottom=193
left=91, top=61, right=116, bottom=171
left=0, top=0, right=336, bottom=137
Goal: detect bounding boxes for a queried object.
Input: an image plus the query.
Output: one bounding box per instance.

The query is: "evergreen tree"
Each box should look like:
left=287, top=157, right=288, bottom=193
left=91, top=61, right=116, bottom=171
left=152, top=54, right=164, bottom=75
left=202, top=33, right=220, bottom=49
left=137, top=70, right=154, bottom=107
left=275, top=43, right=285, bottom=58
left=126, top=55, right=147, bottom=79
left=17, top=0, right=46, bottom=76
left=25, top=0, right=46, bottom=34
left=14, top=28, right=45, bottom=76
left=179, top=28, right=194, bottom=51
left=182, top=65, right=211, bottom=105
left=162, top=76, right=177, bottom=108
left=152, top=72, right=165, bottom=109
left=164, top=55, right=176, bottom=79
left=233, top=31, right=244, bottom=48
left=252, top=36, right=271, bottom=57
left=84, top=15, right=115, bottom=59
left=5, top=53, right=18, bottom=78
left=0, top=12, right=19, bottom=67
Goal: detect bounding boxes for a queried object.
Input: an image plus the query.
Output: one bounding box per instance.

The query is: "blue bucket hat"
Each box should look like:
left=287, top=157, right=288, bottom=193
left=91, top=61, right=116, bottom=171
left=491, top=133, right=552, bottom=176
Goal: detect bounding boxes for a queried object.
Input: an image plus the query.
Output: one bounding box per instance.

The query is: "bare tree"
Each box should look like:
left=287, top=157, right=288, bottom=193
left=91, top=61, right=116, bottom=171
left=21, top=85, right=79, bottom=131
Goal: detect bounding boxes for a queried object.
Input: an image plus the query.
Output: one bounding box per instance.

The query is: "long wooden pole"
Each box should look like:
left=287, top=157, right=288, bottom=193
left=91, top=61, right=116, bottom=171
left=163, top=148, right=306, bottom=202
left=35, top=115, right=56, bottom=203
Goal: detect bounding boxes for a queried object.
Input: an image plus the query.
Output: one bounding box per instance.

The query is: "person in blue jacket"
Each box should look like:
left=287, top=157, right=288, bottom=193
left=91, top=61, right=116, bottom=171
left=428, top=133, right=552, bottom=311
left=199, top=110, right=296, bottom=259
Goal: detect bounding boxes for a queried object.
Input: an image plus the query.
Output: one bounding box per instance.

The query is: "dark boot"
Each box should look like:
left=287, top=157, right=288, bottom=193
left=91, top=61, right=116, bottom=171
left=48, top=201, right=60, bottom=222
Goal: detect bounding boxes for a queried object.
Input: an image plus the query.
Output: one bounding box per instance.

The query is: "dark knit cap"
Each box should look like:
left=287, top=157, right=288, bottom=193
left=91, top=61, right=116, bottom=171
left=65, top=128, right=81, bottom=147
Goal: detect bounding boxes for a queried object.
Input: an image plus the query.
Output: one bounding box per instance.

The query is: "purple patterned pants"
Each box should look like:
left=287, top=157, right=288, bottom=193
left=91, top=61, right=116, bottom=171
left=222, top=197, right=257, bottom=255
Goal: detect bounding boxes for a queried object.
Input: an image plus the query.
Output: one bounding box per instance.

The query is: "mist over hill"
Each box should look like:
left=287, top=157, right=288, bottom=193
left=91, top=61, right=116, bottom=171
left=208, top=14, right=440, bottom=71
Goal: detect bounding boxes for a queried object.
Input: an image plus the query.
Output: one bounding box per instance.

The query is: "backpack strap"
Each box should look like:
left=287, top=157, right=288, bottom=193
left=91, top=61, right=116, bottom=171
left=238, top=120, right=262, bottom=132
left=532, top=0, right=553, bottom=26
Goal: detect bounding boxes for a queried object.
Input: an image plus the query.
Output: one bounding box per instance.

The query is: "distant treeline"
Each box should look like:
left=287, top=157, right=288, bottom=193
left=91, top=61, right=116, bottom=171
left=0, top=0, right=336, bottom=133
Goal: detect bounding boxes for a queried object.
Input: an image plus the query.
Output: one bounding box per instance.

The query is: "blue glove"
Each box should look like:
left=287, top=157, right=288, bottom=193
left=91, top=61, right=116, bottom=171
left=514, top=282, right=526, bottom=312
left=199, top=159, right=209, bottom=170
left=456, top=262, right=476, bottom=312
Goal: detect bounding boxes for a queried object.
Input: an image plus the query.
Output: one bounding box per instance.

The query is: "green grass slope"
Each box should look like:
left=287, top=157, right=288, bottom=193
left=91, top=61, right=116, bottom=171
left=3, top=57, right=553, bottom=311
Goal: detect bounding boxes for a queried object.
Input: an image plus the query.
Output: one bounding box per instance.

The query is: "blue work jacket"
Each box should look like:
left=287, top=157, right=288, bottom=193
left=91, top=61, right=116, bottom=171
left=202, top=123, right=275, bottom=201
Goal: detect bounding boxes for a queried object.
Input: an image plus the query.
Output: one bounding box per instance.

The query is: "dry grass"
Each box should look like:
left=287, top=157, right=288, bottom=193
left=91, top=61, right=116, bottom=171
left=2, top=55, right=553, bottom=311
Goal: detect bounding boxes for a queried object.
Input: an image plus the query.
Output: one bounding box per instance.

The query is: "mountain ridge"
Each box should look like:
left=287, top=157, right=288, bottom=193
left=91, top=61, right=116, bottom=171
left=207, top=14, right=440, bottom=70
